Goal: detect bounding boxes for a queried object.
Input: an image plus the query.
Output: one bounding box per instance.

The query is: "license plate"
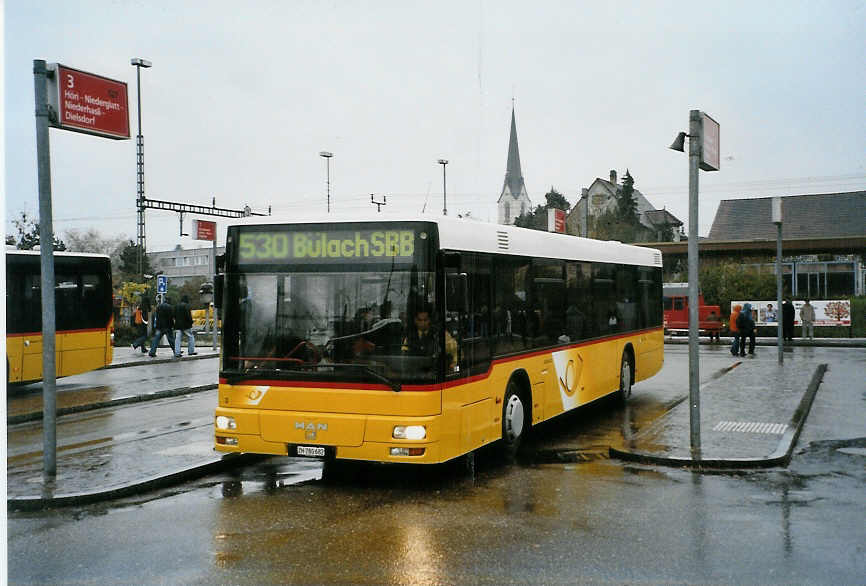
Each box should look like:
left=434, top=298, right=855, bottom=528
left=296, top=445, right=326, bottom=457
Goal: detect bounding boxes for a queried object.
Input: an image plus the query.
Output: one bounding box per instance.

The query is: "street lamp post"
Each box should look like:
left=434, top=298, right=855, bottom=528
left=772, top=197, right=784, bottom=364
left=437, top=159, right=448, bottom=216
left=131, top=57, right=152, bottom=277
left=319, top=151, right=333, bottom=212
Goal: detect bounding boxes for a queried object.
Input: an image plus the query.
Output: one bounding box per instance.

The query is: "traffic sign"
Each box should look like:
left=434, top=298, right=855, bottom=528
left=192, top=219, right=216, bottom=241
left=157, top=275, right=167, bottom=294
left=48, top=64, right=130, bottom=140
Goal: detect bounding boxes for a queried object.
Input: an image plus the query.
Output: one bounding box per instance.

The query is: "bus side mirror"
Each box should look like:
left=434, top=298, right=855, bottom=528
left=213, top=274, right=224, bottom=309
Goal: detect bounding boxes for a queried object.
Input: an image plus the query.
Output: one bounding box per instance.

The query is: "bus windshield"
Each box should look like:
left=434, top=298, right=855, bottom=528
left=221, top=268, right=439, bottom=386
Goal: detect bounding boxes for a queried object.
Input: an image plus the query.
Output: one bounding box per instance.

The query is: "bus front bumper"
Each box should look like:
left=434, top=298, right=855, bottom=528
left=214, top=407, right=445, bottom=464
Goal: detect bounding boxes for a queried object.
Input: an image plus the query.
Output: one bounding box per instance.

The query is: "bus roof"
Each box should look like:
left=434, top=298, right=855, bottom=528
left=225, top=211, right=662, bottom=267
left=5, top=249, right=110, bottom=260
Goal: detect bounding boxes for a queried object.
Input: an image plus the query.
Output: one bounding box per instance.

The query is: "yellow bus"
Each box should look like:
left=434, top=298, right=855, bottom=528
left=213, top=214, right=663, bottom=464
left=6, top=250, right=114, bottom=384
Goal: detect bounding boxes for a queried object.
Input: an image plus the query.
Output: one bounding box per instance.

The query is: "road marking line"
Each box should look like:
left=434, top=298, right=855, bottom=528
left=713, top=421, right=788, bottom=435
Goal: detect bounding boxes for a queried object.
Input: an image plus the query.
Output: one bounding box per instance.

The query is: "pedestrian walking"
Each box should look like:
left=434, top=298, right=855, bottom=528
left=782, top=298, right=795, bottom=341
left=729, top=304, right=742, bottom=356
left=800, top=299, right=816, bottom=340
left=174, top=295, right=197, bottom=356
left=736, top=302, right=756, bottom=356
left=130, top=297, right=152, bottom=354
left=149, top=297, right=178, bottom=357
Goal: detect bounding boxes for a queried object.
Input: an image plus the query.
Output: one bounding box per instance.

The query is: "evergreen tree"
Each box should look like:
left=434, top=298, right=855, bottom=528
left=512, top=187, right=571, bottom=232
left=118, top=240, right=152, bottom=280
left=616, top=170, right=639, bottom=223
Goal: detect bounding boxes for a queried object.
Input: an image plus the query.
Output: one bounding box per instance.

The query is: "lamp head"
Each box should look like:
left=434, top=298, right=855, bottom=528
left=669, top=132, right=687, bottom=152
left=130, top=58, right=152, bottom=68
left=437, top=159, right=448, bottom=165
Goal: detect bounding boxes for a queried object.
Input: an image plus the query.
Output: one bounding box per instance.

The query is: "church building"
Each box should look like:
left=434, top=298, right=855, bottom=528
left=497, top=107, right=532, bottom=225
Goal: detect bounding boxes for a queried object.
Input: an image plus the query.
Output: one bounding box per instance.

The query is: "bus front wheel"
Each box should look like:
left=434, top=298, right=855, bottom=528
left=618, top=351, right=633, bottom=402
left=501, top=381, right=526, bottom=457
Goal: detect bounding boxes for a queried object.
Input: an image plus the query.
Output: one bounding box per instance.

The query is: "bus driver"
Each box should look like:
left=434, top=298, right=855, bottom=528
left=402, top=305, right=458, bottom=371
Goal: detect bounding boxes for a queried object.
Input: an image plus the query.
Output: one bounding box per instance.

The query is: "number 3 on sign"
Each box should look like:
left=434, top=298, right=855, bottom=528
left=67, top=74, right=75, bottom=89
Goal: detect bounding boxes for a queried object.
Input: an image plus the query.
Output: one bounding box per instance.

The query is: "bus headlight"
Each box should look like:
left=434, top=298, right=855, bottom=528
left=215, top=415, right=237, bottom=430
left=393, top=425, right=426, bottom=440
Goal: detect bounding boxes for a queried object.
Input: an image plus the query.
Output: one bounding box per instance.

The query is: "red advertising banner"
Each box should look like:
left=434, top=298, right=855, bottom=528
left=52, top=65, right=130, bottom=139
left=193, top=219, right=217, bottom=241
left=547, top=208, right=566, bottom=233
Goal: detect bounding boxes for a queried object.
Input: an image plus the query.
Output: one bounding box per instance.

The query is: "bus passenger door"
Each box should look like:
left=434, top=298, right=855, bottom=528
left=444, top=252, right=494, bottom=453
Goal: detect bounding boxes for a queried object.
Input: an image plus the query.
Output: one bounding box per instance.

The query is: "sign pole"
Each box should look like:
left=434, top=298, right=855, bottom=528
left=212, top=236, right=217, bottom=350
left=34, top=59, right=58, bottom=480
left=687, top=110, right=702, bottom=458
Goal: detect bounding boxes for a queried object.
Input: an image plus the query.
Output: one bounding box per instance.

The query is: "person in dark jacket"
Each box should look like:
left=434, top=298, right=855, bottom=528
left=149, top=297, right=178, bottom=357
left=736, top=302, right=756, bottom=357
left=174, top=295, right=196, bottom=356
left=782, top=298, right=796, bottom=341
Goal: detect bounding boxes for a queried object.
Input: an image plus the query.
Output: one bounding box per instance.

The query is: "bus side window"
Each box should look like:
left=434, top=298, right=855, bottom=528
left=494, top=256, right=529, bottom=354
left=55, top=274, right=79, bottom=331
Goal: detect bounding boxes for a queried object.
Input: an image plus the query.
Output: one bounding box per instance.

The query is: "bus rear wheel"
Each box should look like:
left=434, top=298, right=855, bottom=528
left=618, top=351, right=633, bottom=402
left=501, top=381, right=526, bottom=457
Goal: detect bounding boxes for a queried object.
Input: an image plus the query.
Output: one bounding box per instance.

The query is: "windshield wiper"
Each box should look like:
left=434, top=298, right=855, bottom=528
left=313, top=363, right=401, bottom=392
left=223, top=363, right=401, bottom=392
left=224, top=369, right=286, bottom=385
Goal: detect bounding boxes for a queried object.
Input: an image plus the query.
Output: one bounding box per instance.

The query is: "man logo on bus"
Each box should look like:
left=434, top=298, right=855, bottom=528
left=295, top=421, right=327, bottom=440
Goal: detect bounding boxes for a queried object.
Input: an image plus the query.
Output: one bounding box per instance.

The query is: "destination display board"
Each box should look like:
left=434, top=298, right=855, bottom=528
left=235, top=226, right=430, bottom=265
left=49, top=64, right=130, bottom=139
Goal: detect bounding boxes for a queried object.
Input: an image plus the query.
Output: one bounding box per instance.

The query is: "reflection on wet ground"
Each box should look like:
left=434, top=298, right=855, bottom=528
left=6, top=385, right=117, bottom=417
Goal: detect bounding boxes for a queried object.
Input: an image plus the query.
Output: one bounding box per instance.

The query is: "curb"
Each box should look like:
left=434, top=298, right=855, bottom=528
left=608, top=363, right=828, bottom=469
left=7, top=453, right=259, bottom=512
left=664, top=338, right=865, bottom=348
left=101, top=351, right=219, bottom=370
left=7, top=383, right=218, bottom=425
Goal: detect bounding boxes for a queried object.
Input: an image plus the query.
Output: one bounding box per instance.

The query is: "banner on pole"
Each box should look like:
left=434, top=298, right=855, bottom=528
left=731, top=299, right=850, bottom=326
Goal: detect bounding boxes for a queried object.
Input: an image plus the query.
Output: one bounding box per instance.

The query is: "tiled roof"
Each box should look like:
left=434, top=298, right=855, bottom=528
left=707, top=191, right=866, bottom=240
left=643, top=209, right=683, bottom=227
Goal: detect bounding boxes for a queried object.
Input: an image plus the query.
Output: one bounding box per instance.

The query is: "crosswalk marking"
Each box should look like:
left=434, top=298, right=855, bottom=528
left=713, top=421, right=788, bottom=435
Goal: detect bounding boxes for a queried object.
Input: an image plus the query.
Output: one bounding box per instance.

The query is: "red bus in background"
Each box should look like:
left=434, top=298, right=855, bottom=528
left=663, top=283, right=722, bottom=336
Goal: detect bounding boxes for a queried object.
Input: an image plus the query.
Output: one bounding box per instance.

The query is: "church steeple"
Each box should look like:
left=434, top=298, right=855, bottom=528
left=497, top=105, right=531, bottom=224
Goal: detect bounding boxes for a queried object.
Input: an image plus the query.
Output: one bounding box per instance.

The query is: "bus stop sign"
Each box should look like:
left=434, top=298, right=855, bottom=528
left=157, top=275, right=167, bottom=294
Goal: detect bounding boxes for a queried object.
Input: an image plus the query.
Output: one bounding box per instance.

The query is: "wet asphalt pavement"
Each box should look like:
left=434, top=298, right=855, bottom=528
left=6, top=343, right=865, bottom=583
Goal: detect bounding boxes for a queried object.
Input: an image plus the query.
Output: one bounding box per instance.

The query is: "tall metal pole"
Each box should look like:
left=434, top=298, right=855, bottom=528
left=773, top=197, right=784, bottom=364
left=131, top=58, right=151, bottom=276
left=438, top=159, right=448, bottom=216
left=319, top=151, right=333, bottom=213
left=687, top=110, right=702, bottom=457
left=33, top=59, right=57, bottom=480
left=212, top=236, right=218, bottom=350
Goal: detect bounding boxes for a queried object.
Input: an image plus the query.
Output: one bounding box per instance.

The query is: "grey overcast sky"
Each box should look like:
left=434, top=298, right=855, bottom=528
left=4, top=1, right=865, bottom=251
